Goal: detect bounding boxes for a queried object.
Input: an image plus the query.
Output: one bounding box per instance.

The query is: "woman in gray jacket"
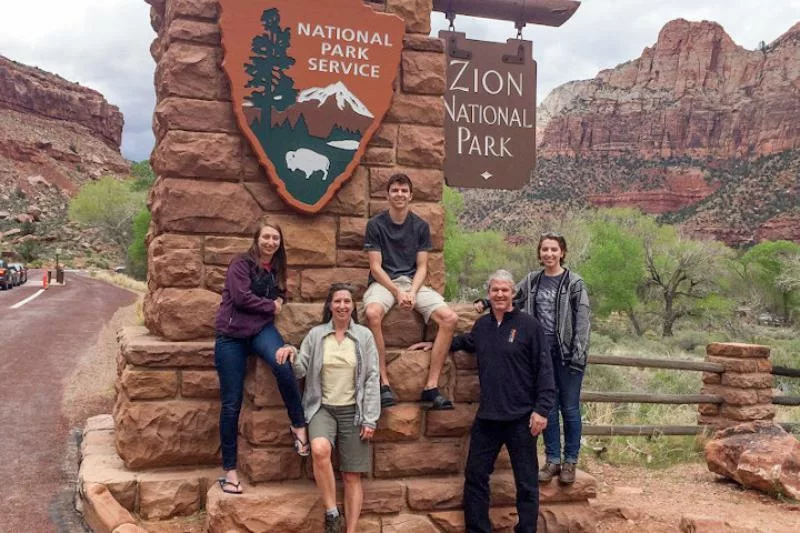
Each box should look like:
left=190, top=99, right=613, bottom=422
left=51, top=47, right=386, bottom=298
left=277, top=283, right=380, bottom=533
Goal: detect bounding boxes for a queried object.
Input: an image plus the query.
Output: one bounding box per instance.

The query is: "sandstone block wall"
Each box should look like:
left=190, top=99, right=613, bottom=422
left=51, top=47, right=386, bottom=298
left=114, top=301, right=478, bottom=470
left=119, top=0, right=450, bottom=468
left=698, top=342, right=775, bottom=428
left=142, top=0, right=446, bottom=343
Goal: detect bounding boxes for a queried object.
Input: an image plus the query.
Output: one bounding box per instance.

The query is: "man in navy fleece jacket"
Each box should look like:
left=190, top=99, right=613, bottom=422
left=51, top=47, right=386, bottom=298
left=451, top=269, right=556, bottom=533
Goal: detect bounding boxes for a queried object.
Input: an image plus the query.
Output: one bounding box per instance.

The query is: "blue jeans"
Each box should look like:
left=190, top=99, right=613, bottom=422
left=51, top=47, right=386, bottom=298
left=543, top=337, right=584, bottom=464
left=215, top=323, right=305, bottom=471
left=464, top=417, right=540, bottom=533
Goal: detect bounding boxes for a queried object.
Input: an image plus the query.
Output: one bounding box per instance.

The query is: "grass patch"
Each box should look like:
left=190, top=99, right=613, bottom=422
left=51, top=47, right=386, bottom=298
left=88, top=269, right=147, bottom=294
left=578, top=324, right=800, bottom=468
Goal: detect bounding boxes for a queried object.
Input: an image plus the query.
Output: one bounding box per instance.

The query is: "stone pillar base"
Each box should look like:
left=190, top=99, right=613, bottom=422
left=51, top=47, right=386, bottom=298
left=82, top=415, right=599, bottom=531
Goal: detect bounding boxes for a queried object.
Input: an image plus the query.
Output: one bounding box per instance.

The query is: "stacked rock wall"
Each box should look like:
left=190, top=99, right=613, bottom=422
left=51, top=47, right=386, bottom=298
left=698, top=342, right=775, bottom=428
left=118, top=0, right=448, bottom=466
left=142, top=0, right=446, bottom=343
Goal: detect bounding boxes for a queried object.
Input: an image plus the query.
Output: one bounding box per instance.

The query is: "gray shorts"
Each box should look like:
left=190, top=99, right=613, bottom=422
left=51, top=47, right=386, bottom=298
left=362, top=276, right=446, bottom=323
left=308, top=404, right=371, bottom=473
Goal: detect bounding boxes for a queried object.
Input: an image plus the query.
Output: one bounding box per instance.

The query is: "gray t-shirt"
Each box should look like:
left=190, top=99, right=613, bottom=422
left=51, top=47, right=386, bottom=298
left=535, top=272, right=563, bottom=335
left=363, top=210, right=432, bottom=284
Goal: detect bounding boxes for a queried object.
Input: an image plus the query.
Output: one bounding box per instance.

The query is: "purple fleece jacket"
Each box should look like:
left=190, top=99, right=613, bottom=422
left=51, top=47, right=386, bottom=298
left=214, top=255, right=284, bottom=338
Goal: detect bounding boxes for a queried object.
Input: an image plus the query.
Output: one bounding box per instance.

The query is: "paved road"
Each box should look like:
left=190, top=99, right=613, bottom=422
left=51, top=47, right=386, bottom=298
left=0, top=271, right=137, bottom=532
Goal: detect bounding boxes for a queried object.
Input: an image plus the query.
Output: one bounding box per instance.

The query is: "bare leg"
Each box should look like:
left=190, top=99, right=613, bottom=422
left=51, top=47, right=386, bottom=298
left=365, top=303, right=389, bottom=385
left=425, top=307, right=458, bottom=389
left=311, top=438, right=337, bottom=510
left=342, top=472, right=363, bottom=533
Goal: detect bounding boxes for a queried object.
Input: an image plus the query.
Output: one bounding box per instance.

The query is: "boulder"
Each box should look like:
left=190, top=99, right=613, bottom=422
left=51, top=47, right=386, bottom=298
left=705, top=421, right=800, bottom=499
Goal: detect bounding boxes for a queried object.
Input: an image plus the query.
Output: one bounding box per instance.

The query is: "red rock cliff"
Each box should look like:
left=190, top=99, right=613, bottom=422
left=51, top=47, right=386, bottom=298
left=0, top=55, right=124, bottom=148
left=538, top=19, right=800, bottom=159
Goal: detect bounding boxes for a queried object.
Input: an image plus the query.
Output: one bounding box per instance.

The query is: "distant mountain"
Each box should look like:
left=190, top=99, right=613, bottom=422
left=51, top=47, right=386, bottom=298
left=0, top=55, right=129, bottom=259
left=460, top=19, right=800, bottom=246
left=272, top=81, right=373, bottom=138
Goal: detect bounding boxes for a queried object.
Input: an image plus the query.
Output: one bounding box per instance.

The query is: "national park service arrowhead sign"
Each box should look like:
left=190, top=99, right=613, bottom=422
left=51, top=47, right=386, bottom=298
left=219, top=0, right=405, bottom=213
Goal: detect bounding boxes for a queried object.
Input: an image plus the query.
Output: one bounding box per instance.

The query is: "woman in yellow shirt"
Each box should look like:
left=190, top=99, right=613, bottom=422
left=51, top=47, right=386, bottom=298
left=278, top=283, right=381, bottom=533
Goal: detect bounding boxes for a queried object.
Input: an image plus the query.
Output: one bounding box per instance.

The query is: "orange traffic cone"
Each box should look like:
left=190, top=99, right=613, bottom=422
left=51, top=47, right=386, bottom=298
left=43, top=271, right=48, bottom=289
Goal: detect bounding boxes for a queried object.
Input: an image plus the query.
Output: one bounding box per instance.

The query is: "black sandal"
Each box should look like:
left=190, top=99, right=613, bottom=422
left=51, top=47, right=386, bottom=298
left=218, top=478, right=243, bottom=494
left=289, top=425, right=310, bottom=456
left=421, top=387, right=454, bottom=410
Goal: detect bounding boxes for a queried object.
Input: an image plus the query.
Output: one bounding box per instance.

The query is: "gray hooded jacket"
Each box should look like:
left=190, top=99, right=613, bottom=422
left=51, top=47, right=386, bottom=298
left=514, top=269, right=591, bottom=372
left=292, top=320, right=381, bottom=428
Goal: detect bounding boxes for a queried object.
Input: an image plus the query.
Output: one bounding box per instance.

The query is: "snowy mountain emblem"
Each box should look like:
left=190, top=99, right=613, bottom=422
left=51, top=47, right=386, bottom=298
left=218, top=0, right=405, bottom=213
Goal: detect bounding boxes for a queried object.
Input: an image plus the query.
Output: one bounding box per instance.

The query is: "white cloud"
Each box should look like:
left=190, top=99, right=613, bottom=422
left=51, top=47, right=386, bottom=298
left=1, top=0, right=797, bottom=162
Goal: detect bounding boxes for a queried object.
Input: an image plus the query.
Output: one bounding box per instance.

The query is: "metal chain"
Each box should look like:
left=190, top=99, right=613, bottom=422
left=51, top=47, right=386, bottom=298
left=516, top=0, right=526, bottom=38
left=446, top=0, right=456, bottom=31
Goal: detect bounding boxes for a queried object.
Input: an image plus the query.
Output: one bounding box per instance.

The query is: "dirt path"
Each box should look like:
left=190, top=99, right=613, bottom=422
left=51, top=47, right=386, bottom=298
left=589, top=460, right=800, bottom=532
left=0, top=272, right=137, bottom=533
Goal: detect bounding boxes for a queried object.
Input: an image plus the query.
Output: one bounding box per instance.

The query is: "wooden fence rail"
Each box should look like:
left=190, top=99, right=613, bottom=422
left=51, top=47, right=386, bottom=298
left=581, top=392, right=722, bottom=405
left=584, top=423, right=798, bottom=437
left=578, top=351, right=800, bottom=437
left=773, top=395, right=800, bottom=406
left=588, top=354, right=724, bottom=373
left=773, top=365, right=800, bottom=378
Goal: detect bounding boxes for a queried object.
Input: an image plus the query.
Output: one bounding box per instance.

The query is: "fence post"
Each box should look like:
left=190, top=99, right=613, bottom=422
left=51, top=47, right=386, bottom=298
left=698, top=342, right=775, bottom=430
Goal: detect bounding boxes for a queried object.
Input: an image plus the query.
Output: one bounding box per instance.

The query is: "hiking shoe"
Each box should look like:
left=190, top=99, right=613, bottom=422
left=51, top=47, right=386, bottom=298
left=380, top=384, right=396, bottom=408
left=559, top=462, right=576, bottom=484
left=324, top=513, right=342, bottom=533
left=538, top=462, right=561, bottom=483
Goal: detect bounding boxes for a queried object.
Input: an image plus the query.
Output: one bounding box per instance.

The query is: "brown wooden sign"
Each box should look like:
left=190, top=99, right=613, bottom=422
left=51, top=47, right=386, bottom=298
left=219, top=0, right=405, bottom=213
left=440, top=31, right=537, bottom=190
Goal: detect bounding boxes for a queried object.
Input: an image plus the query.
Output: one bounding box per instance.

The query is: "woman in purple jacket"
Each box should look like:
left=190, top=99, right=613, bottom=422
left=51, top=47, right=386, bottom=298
left=213, top=218, right=307, bottom=495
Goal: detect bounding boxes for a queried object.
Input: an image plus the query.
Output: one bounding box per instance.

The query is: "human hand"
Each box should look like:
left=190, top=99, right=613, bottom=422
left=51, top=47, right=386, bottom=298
left=473, top=300, right=485, bottom=313
left=398, top=291, right=414, bottom=310
left=360, top=426, right=375, bottom=441
left=275, top=345, right=296, bottom=365
left=273, top=298, right=283, bottom=314
left=529, top=412, right=547, bottom=436
left=408, top=341, right=433, bottom=351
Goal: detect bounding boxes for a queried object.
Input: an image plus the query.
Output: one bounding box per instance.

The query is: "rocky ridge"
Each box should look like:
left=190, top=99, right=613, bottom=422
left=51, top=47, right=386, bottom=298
left=0, top=55, right=130, bottom=261
left=464, top=19, right=800, bottom=245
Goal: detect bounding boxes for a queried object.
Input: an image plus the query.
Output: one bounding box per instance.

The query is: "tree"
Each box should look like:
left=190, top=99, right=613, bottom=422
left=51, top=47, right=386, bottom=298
left=127, top=208, right=151, bottom=280
left=582, top=218, right=646, bottom=334
left=740, top=240, right=800, bottom=323
left=68, top=176, right=146, bottom=256
left=643, top=226, right=733, bottom=336
left=443, top=187, right=508, bottom=300
left=130, top=160, right=155, bottom=191
left=245, top=8, right=297, bottom=130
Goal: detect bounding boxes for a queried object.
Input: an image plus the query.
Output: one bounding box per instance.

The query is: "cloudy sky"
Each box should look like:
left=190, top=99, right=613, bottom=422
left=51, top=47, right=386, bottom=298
left=1, top=1, right=798, bottom=162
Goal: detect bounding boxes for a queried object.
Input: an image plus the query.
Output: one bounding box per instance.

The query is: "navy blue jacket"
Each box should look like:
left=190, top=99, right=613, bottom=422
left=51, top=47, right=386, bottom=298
left=451, top=309, right=555, bottom=421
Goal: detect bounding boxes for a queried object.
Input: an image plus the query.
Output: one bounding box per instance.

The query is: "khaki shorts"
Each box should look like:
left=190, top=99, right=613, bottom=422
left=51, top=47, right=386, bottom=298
left=308, top=404, right=371, bottom=473
left=362, top=276, right=446, bottom=323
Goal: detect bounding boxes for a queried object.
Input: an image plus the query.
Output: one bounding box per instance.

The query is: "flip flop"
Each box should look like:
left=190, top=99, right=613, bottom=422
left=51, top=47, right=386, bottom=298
left=218, top=478, right=243, bottom=495
left=289, top=425, right=310, bottom=457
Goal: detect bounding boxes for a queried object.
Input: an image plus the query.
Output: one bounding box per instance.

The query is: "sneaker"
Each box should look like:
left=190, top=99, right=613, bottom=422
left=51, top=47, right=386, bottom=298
left=538, top=462, right=561, bottom=483
left=380, top=384, right=396, bottom=408
left=559, top=462, right=576, bottom=484
left=324, top=513, right=342, bottom=533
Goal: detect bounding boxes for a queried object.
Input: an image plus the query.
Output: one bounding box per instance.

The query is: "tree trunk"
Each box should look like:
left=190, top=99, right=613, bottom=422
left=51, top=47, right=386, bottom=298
left=662, top=294, right=675, bottom=336
left=626, top=310, right=644, bottom=336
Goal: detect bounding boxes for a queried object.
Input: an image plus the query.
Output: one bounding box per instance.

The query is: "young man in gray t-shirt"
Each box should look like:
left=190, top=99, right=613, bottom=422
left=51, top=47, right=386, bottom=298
left=363, top=173, right=458, bottom=409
